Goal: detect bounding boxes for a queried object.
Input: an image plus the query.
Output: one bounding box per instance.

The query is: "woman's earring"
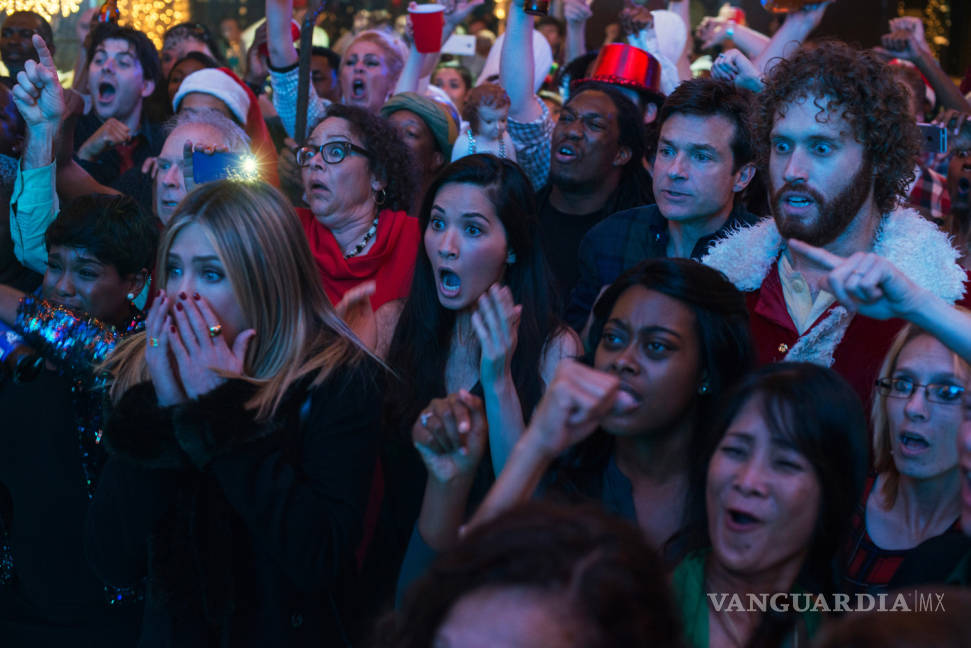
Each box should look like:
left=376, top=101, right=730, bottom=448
left=126, top=292, right=136, bottom=301
left=506, top=250, right=517, bottom=264
left=698, top=381, right=711, bottom=395
left=374, top=188, right=387, bottom=206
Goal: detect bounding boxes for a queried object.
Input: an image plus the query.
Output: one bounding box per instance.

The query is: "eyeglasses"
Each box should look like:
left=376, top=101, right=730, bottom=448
left=295, top=141, right=372, bottom=167
left=875, top=377, right=965, bottom=405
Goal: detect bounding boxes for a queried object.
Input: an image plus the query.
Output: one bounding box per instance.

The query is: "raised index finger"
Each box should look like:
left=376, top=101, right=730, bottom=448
left=32, top=35, right=57, bottom=72
left=786, top=238, right=842, bottom=271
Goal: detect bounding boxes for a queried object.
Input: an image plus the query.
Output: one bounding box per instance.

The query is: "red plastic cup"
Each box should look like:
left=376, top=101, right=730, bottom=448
left=409, top=4, right=445, bottom=54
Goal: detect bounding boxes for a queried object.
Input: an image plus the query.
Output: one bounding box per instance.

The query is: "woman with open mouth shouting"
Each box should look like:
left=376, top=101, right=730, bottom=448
left=842, top=324, right=971, bottom=594
left=672, top=363, right=867, bottom=648
left=365, top=155, right=580, bottom=611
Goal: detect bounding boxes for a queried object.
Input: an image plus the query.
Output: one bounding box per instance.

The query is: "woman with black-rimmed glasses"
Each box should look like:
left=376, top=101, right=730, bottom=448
left=295, top=103, right=420, bottom=314
left=842, top=323, right=971, bottom=593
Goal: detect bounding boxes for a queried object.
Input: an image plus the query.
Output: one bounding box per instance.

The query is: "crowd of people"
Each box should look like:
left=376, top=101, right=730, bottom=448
left=2, top=0, right=971, bottom=646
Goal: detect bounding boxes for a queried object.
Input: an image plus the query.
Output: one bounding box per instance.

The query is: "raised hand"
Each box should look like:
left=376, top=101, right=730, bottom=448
left=695, top=16, right=731, bottom=50
left=471, top=283, right=522, bottom=386
left=889, top=16, right=931, bottom=56
left=711, top=48, right=763, bottom=92
left=11, top=34, right=64, bottom=128
left=167, top=291, right=255, bottom=400
left=444, top=0, right=486, bottom=30
left=413, top=390, right=488, bottom=485
left=524, top=359, right=633, bottom=459
left=787, top=238, right=927, bottom=321
left=144, top=290, right=188, bottom=406
left=619, top=1, right=653, bottom=37
left=334, top=280, right=377, bottom=350
left=564, top=0, right=593, bottom=25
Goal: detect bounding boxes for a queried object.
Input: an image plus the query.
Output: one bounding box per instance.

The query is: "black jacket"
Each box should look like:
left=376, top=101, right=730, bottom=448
left=85, top=361, right=383, bottom=647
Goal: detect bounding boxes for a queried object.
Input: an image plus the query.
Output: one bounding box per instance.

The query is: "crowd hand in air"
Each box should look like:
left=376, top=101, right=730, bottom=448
left=333, top=280, right=378, bottom=350
left=878, top=24, right=929, bottom=62
left=619, top=1, right=653, bottom=37
left=563, top=0, right=593, bottom=26
left=11, top=35, right=63, bottom=129
left=443, top=0, right=486, bottom=34
left=695, top=16, right=733, bottom=50
left=472, top=283, right=522, bottom=385
left=523, top=359, right=635, bottom=460
left=711, top=48, right=763, bottom=92
left=413, top=390, right=489, bottom=485
left=888, top=16, right=932, bottom=56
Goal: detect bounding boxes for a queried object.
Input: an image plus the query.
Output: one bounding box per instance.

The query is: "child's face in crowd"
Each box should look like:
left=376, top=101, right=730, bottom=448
left=432, top=67, right=468, bottom=110
left=424, top=182, right=508, bottom=311
left=43, top=246, right=136, bottom=327
left=88, top=38, right=154, bottom=123
left=885, top=335, right=968, bottom=481
left=706, top=396, right=821, bottom=578
left=593, top=285, right=701, bottom=436
left=341, top=40, right=394, bottom=114
left=768, top=94, right=873, bottom=247
left=164, top=221, right=247, bottom=343
left=476, top=104, right=508, bottom=142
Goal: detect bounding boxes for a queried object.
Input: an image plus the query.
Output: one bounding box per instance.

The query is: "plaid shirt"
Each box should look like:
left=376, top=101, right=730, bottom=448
left=907, top=163, right=951, bottom=224
left=269, top=62, right=331, bottom=139
left=565, top=203, right=759, bottom=331
left=507, top=96, right=553, bottom=191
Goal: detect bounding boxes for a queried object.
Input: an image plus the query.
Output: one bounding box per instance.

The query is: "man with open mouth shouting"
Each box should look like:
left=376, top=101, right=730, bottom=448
left=73, top=23, right=163, bottom=197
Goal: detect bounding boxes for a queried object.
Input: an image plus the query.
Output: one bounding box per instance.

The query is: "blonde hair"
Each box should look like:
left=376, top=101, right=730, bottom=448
left=341, top=30, right=407, bottom=86
left=106, top=180, right=372, bottom=419
left=872, top=323, right=970, bottom=506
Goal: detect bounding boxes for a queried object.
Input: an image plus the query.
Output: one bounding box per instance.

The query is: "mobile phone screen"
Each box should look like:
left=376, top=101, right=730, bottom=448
left=191, top=151, right=252, bottom=185
left=917, top=123, right=948, bottom=154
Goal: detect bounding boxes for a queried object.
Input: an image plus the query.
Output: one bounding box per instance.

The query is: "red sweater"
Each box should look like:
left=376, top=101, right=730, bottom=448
left=297, top=207, right=420, bottom=310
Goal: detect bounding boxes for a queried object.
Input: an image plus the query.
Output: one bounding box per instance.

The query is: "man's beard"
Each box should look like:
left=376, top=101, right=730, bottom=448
left=550, top=165, right=600, bottom=196
left=772, top=157, right=873, bottom=247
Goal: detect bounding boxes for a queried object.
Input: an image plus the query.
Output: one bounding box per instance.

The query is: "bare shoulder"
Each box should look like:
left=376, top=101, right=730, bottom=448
left=539, top=326, right=583, bottom=386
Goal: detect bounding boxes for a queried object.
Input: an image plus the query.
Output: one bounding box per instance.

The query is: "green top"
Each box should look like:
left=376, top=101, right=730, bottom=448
left=671, top=549, right=821, bottom=648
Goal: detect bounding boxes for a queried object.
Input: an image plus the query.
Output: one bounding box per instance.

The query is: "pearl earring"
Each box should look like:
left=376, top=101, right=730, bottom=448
left=126, top=292, right=135, bottom=301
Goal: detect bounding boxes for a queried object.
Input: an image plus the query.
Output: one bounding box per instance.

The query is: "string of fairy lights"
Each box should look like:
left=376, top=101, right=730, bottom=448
left=6, top=0, right=188, bottom=49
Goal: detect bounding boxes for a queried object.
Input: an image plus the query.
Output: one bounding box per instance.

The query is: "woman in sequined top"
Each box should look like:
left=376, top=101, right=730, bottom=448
left=0, top=193, right=158, bottom=646
left=87, top=180, right=385, bottom=647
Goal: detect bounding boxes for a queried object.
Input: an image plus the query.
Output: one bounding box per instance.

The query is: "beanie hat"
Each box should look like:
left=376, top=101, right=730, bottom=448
left=381, top=92, right=459, bottom=160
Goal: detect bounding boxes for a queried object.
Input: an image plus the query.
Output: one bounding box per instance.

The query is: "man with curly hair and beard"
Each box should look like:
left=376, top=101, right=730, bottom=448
left=703, top=41, right=971, bottom=406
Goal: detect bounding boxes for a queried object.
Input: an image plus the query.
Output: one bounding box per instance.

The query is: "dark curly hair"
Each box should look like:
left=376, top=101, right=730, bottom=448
left=314, top=103, right=418, bottom=212
left=372, top=502, right=683, bottom=648
left=756, top=40, right=918, bottom=214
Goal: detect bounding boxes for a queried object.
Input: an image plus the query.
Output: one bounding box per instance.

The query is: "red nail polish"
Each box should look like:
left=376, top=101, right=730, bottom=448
left=176, top=302, right=183, bottom=311
left=179, top=292, right=187, bottom=300
left=170, top=325, right=176, bottom=333
left=192, top=292, right=200, bottom=300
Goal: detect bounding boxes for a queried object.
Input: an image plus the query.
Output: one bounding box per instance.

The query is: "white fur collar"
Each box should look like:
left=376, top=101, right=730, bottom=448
left=702, top=207, right=967, bottom=366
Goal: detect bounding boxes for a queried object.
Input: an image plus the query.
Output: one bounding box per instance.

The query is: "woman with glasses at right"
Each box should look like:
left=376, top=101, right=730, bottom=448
left=842, top=323, right=971, bottom=593
left=295, top=104, right=419, bottom=317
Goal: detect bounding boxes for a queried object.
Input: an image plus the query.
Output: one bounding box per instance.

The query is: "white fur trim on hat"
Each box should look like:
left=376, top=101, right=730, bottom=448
left=172, top=68, right=250, bottom=125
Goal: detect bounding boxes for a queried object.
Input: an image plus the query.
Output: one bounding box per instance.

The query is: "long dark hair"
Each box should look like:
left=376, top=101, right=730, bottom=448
left=372, top=502, right=683, bottom=648
left=384, top=154, right=566, bottom=435
left=683, top=363, right=868, bottom=647
left=554, top=259, right=754, bottom=521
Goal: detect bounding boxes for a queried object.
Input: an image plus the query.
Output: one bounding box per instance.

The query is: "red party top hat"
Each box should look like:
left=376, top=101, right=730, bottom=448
left=574, top=43, right=663, bottom=98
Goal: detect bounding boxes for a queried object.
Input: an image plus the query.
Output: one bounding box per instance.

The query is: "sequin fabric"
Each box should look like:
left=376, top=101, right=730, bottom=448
left=4, top=296, right=145, bottom=605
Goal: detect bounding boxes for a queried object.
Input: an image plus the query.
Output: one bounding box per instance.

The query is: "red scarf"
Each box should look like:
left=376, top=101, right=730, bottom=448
left=298, top=207, right=420, bottom=309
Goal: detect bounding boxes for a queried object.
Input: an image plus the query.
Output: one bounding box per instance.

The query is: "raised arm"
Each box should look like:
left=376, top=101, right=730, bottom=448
left=9, top=35, right=63, bottom=273
left=266, top=0, right=298, bottom=68
left=563, top=0, right=591, bottom=65
left=501, top=1, right=543, bottom=122
left=754, top=2, right=831, bottom=76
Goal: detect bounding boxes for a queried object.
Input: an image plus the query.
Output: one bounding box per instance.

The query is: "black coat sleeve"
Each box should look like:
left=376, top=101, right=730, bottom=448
left=204, top=362, right=382, bottom=593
